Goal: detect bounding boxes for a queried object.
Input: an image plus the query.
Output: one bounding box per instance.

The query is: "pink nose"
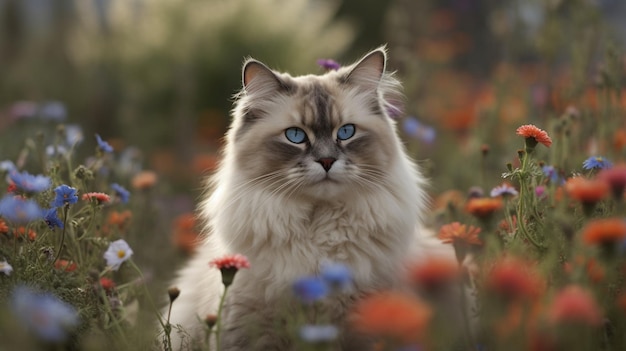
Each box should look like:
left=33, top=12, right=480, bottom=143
left=317, top=157, right=336, bottom=172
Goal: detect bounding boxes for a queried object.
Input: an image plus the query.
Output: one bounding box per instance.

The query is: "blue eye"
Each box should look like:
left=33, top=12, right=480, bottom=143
left=285, top=127, right=307, bottom=144
left=337, top=124, right=355, bottom=140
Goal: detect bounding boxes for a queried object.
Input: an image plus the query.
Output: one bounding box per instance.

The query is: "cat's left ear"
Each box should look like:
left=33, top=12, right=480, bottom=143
left=242, top=59, right=286, bottom=96
left=344, top=47, right=387, bottom=92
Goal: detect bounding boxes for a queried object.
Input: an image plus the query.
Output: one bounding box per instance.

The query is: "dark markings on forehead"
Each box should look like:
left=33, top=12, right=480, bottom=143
left=301, top=83, right=336, bottom=138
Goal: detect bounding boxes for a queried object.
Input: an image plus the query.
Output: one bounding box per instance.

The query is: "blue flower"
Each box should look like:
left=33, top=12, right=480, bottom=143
left=95, top=134, right=113, bottom=153
left=0, top=196, right=44, bottom=223
left=44, top=208, right=64, bottom=229
left=299, top=324, right=338, bottom=343
left=11, top=286, right=79, bottom=342
left=9, top=171, right=51, bottom=193
left=292, top=276, right=329, bottom=303
left=51, top=185, right=78, bottom=207
left=316, top=58, right=341, bottom=71
left=583, top=156, right=612, bottom=170
left=0, top=160, right=16, bottom=173
left=111, top=183, right=130, bottom=203
left=320, top=262, right=352, bottom=290
left=403, top=116, right=436, bottom=144
left=542, top=165, right=561, bottom=184
left=39, top=101, right=67, bottom=121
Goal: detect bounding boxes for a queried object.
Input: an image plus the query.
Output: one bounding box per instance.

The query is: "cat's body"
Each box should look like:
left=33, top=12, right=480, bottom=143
left=167, top=47, right=436, bottom=350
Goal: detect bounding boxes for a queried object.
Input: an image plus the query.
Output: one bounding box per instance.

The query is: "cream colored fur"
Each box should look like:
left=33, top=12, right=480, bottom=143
left=166, top=47, right=450, bottom=350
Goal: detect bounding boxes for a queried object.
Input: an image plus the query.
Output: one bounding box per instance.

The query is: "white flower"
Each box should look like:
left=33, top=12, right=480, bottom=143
left=299, top=324, right=338, bottom=343
left=104, top=239, right=133, bottom=271
left=1, top=259, right=13, bottom=275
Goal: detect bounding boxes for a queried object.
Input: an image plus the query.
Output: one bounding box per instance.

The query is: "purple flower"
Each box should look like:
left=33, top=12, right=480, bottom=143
left=95, top=134, right=113, bottom=153
left=44, top=208, right=64, bottom=229
left=51, top=185, right=78, bottom=207
left=11, top=286, right=79, bottom=342
left=293, top=276, right=328, bottom=303
left=9, top=171, right=51, bottom=193
left=110, top=183, right=130, bottom=203
left=321, top=262, right=352, bottom=290
left=535, top=185, right=546, bottom=198
left=0, top=196, right=44, bottom=223
left=583, top=156, right=612, bottom=170
left=317, top=59, right=341, bottom=71
left=299, top=324, right=338, bottom=343
left=490, top=184, right=518, bottom=198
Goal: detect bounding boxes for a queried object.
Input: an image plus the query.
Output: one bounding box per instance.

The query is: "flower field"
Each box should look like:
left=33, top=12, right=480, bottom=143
left=2, top=1, right=626, bottom=350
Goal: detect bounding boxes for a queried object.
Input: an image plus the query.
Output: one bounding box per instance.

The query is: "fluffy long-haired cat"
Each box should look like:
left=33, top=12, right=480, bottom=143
left=167, top=47, right=432, bottom=350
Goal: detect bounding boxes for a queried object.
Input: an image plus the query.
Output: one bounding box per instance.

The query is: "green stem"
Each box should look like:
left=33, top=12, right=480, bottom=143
left=215, top=285, right=229, bottom=351
left=52, top=205, right=70, bottom=264
left=516, top=153, right=544, bottom=251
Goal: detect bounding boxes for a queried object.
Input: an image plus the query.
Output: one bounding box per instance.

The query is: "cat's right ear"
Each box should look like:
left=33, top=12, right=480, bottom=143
left=242, top=59, right=286, bottom=96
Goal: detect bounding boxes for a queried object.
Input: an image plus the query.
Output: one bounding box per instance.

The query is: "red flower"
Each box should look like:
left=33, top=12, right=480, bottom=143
left=0, top=219, right=8, bottom=234
left=82, top=192, right=111, bottom=204
left=486, top=257, right=545, bottom=301
left=548, top=285, right=602, bottom=326
left=100, top=277, right=116, bottom=292
left=408, top=256, right=460, bottom=292
left=351, top=291, right=432, bottom=343
left=14, top=226, right=36, bottom=241
left=516, top=124, right=552, bottom=148
left=581, top=218, right=626, bottom=246
left=54, top=259, right=77, bottom=272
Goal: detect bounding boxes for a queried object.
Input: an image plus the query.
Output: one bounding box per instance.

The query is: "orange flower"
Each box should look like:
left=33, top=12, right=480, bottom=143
left=131, top=170, right=158, bottom=190
left=438, top=222, right=482, bottom=247
left=564, top=177, right=609, bottom=204
left=548, top=285, right=602, bottom=326
left=465, top=197, right=503, bottom=218
left=54, top=259, right=77, bottom=272
left=172, top=213, right=200, bottom=254
left=14, top=227, right=36, bottom=241
left=0, top=219, right=8, bottom=234
left=516, top=124, right=552, bottom=148
left=351, top=291, right=432, bottom=343
left=408, top=256, right=460, bottom=292
left=581, top=218, right=626, bottom=246
left=616, top=293, right=626, bottom=314
left=102, top=210, right=132, bottom=235
left=613, top=129, right=626, bottom=152
left=486, top=257, right=545, bottom=301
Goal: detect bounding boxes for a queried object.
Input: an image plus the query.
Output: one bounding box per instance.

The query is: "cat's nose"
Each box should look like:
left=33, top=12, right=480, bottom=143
left=316, top=157, right=337, bottom=172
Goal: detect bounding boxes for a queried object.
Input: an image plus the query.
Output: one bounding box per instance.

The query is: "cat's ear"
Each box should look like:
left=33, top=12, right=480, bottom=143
left=344, top=47, right=387, bottom=92
left=242, top=59, right=286, bottom=96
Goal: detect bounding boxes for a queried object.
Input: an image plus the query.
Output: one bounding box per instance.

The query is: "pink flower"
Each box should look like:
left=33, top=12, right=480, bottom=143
left=548, top=285, right=602, bottom=327
left=209, top=254, right=250, bottom=270
left=210, top=254, right=250, bottom=287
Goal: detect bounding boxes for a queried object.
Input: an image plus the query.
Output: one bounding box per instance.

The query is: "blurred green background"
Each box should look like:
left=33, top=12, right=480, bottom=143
left=1, top=0, right=626, bottom=282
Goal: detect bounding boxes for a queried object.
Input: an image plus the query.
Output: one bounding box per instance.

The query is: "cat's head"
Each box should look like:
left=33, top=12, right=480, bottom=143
left=226, top=47, right=407, bottom=200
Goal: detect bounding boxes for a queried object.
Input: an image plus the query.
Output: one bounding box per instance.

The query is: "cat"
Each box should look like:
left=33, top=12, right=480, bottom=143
left=166, top=46, right=436, bottom=350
